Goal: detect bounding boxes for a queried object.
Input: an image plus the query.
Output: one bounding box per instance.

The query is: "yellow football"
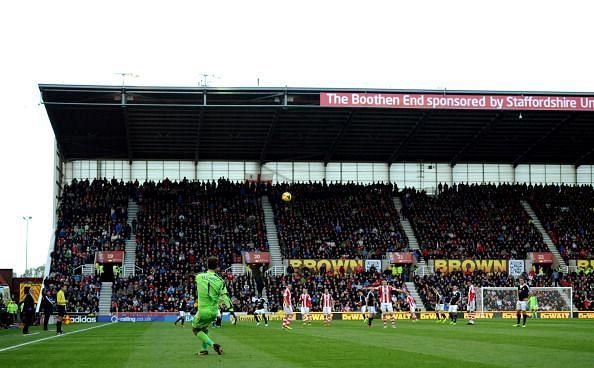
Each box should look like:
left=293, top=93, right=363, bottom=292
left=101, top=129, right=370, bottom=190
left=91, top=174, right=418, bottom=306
left=281, top=192, right=292, bottom=202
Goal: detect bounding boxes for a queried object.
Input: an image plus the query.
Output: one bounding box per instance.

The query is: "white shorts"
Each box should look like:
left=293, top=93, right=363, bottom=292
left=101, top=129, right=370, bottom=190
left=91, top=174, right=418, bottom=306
left=322, top=307, right=332, bottom=315
left=448, top=305, right=458, bottom=313
left=380, top=303, right=394, bottom=313
left=409, top=304, right=416, bottom=313
left=516, top=301, right=527, bottom=311
left=284, top=306, right=293, bottom=314
left=366, top=306, right=376, bottom=314
left=360, top=305, right=367, bottom=313
left=435, top=304, right=445, bottom=311
left=300, top=307, right=310, bottom=314
left=179, top=311, right=186, bottom=317
left=254, top=308, right=267, bottom=315
left=467, top=300, right=476, bottom=312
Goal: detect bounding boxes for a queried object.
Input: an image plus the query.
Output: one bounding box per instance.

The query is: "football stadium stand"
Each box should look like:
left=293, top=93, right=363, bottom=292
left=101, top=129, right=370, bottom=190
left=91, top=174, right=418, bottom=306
left=269, top=182, right=408, bottom=259
left=401, top=184, right=549, bottom=260
left=38, top=85, right=594, bottom=317
left=46, top=178, right=128, bottom=312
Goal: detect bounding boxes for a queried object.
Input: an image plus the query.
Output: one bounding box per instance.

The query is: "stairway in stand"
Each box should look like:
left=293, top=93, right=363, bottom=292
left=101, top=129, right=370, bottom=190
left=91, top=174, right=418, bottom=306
left=98, top=282, right=113, bottom=316
left=393, top=196, right=428, bottom=311
left=520, top=200, right=567, bottom=269
left=392, top=197, right=431, bottom=276
left=124, top=199, right=139, bottom=278
left=261, top=196, right=284, bottom=275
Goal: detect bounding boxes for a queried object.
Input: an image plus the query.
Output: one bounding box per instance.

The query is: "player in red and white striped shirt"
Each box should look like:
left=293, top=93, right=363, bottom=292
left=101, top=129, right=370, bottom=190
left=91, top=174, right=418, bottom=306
left=406, top=293, right=418, bottom=322
left=282, top=284, right=293, bottom=330
left=299, top=288, right=312, bottom=326
left=367, top=280, right=402, bottom=328
left=466, top=282, right=477, bottom=325
left=320, top=288, right=334, bottom=327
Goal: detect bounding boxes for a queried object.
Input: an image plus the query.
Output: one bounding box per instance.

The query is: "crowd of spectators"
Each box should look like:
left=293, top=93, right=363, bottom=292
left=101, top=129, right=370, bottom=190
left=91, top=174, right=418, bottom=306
left=111, top=263, right=414, bottom=314
left=226, top=274, right=262, bottom=312
left=527, top=184, right=594, bottom=261
left=414, top=270, right=513, bottom=311
left=270, top=182, right=408, bottom=260
left=43, top=274, right=101, bottom=312
left=51, top=178, right=130, bottom=275
left=45, top=179, right=594, bottom=314
left=245, top=264, right=410, bottom=313
left=112, top=178, right=267, bottom=312
left=111, top=272, right=194, bottom=312
left=46, top=178, right=130, bottom=313
left=402, top=184, right=548, bottom=260
left=557, top=270, right=594, bottom=311
left=523, top=184, right=594, bottom=310
left=112, top=270, right=262, bottom=313
left=476, top=281, right=568, bottom=312
left=414, top=268, right=589, bottom=311
left=134, top=178, right=267, bottom=272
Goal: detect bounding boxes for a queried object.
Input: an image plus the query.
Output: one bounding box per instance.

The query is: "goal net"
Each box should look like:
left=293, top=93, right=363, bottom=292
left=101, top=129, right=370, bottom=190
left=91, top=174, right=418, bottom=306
left=478, top=287, right=573, bottom=315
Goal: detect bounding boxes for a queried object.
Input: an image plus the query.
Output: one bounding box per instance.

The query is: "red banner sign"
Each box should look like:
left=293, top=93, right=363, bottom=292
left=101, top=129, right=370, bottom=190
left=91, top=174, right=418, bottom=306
left=529, top=252, right=554, bottom=264
left=96, top=251, right=125, bottom=263
left=388, top=252, right=414, bottom=264
left=320, top=92, right=594, bottom=111
left=243, top=252, right=270, bottom=264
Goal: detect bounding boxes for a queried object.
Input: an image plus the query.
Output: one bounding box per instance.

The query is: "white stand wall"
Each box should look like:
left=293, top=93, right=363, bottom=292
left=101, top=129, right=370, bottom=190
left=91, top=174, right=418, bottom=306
left=63, top=160, right=593, bottom=190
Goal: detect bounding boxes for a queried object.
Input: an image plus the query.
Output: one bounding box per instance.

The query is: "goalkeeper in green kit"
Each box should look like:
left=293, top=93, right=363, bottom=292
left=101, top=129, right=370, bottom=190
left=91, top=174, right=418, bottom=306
left=528, top=292, right=538, bottom=319
left=192, top=257, right=229, bottom=356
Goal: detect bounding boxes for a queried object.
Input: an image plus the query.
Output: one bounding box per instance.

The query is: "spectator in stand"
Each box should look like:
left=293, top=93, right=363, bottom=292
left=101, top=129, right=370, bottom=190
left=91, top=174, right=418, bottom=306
left=402, top=184, right=548, bottom=260
left=270, top=182, right=408, bottom=260
left=560, top=270, right=594, bottom=311
left=414, top=269, right=587, bottom=311
left=112, top=179, right=268, bottom=311
left=45, top=179, right=129, bottom=312
left=528, top=184, right=594, bottom=261
left=55, top=180, right=594, bottom=314
left=50, top=179, right=128, bottom=291
left=254, top=265, right=406, bottom=313
left=43, top=178, right=127, bottom=313
left=134, top=178, right=266, bottom=272
left=43, top=274, right=101, bottom=313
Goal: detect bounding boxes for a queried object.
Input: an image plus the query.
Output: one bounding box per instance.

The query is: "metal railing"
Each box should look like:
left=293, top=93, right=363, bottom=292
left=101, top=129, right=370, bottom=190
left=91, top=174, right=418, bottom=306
left=414, top=265, right=433, bottom=277
left=120, top=264, right=137, bottom=278
left=82, top=264, right=95, bottom=276
left=265, top=266, right=285, bottom=277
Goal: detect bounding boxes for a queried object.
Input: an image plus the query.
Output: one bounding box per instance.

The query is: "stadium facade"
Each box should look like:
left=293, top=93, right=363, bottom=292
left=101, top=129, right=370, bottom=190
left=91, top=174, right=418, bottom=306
left=41, top=85, right=594, bottom=192
left=37, top=84, right=594, bottom=317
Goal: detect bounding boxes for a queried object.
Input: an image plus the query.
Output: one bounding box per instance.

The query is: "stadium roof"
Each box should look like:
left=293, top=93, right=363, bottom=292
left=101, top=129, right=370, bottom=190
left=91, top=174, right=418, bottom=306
left=40, top=84, right=594, bottom=166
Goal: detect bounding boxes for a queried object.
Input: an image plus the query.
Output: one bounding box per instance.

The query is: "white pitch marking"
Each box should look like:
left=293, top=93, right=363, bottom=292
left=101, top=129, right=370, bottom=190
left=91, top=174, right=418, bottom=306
left=0, top=323, right=113, bottom=353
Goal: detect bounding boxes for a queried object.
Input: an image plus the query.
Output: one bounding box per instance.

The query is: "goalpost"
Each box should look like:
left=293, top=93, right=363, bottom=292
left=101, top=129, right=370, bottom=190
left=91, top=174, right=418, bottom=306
left=478, top=287, right=573, bottom=316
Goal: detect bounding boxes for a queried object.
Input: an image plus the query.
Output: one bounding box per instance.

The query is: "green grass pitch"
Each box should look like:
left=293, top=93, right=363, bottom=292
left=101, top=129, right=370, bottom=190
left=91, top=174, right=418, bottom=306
left=1, top=319, right=593, bottom=367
